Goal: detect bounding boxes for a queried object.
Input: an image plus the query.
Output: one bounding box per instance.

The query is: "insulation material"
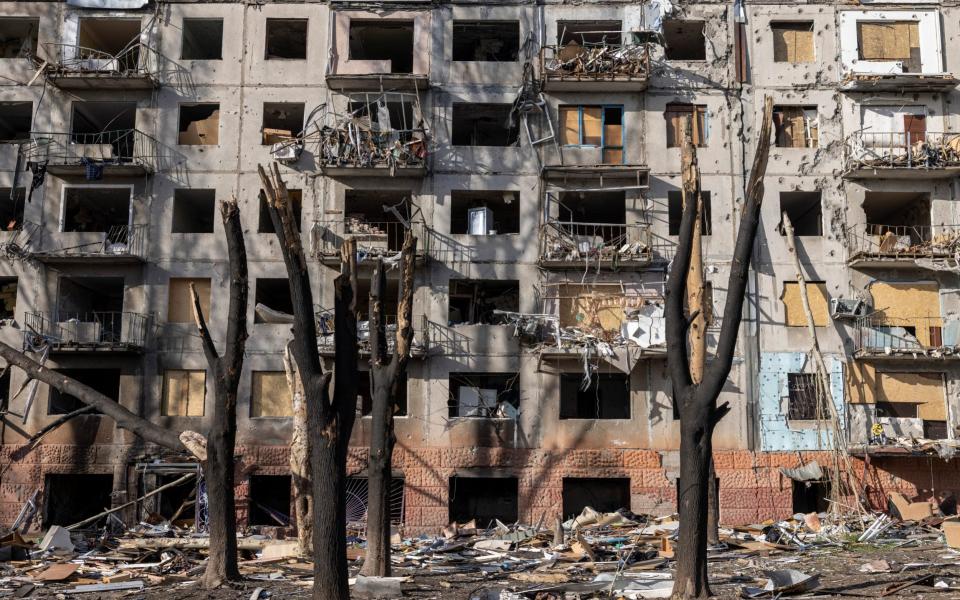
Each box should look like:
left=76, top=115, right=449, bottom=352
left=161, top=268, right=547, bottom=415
left=857, top=22, right=918, bottom=61
left=251, top=372, right=293, bottom=417
left=168, top=278, right=211, bottom=324
left=162, top=370, right=206, bottom=416
left=781, top=282, right=830, bottom=327
left=868, top=281, right=941, bottom=346
left=772, top=23, right=814, bottom=63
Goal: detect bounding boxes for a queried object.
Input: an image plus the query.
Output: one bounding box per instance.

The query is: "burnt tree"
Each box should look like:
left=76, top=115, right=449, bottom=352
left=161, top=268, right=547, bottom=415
left=360, top=231, right=417, bottom=577
left=668, top=97, right=772, bottom=600
left=259, top=163, right=359, bottom=600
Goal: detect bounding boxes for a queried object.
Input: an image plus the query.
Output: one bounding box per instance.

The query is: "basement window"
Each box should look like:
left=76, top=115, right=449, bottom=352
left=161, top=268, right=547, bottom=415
left=560, top=373, right=630, bottom=419
left=349, top=20, right=414, bottom=73
left=449, top=476, right=518, bottom=525
left=772, top=22, right=814, bottom=63
left=44, top=474, right=113, bottom=528
left=779, top=192, right=822, bottom=236
left=49, top=368, right=119, bottom=415
left=559, top=105, right=624, bottom=164
left=181, top=18, right=223, bottom=60
left=786, top=372, right=826, bottom=421
left=665, top=104, right=707, bottom=148
left=251, top=371, right=292, bottom=418
left=667, top=190, right=712, bottom=236
left=792, top=479, right=830, bottom=514
left=0, top=102, right=31, bottom=143
left=781, top=282, right=829, bottom=327
left=0, top=17, right=39, bottom=58
left=168, top=277, right=211, bottom=324
left=0, top=277, right=16, bottom=320
left=62, top=187, right=131, bottom=233
left=178, top=104, right=220, bottom=146
left=448, top=279, right=519, bottom=325
left=359, top=372, right=408, bottom=416
left=0, top=188, right=25, bottom=231
left=249, top=475, right=291, bottom=526
left=452, top=21, right=519, bottom=62
left=663, top=20, right=706, bottom=61
left=266, top=19, right=307, bottom=60
left=258, top=189, right=302, bottom=233
left=162, top=369, right=206, bottom=417
left=562, top=478, right=629, bottom=518
left=262, top=102, right=305, bottom=145
left=857, top=21, right=920, bottom=72
left=774, top=106, right=818, bottom=148
left=78, top=18, right=141, bottom=57
left=255, top=279, right=293, bottom=323
left=448, top=372, right=519, bottom=418
left=451, top=103, right=520, bottom=147
left=557, top=20, right=622, bottom=46
left=450, top=190, right=519, bottom=235
left=172, top=189, right=215, bottom=234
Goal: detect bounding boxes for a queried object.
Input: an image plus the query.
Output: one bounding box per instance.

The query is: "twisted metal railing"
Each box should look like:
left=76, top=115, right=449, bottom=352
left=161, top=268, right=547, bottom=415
left=32, top=224, right=147, bottom=260
left=313, top=219, right=430, bottom=257
left=540, top=42, right=650, bottom=81
left=25, top=129, right=163, bottom=173
left=24, top=311, right=149, bottom=350
left=41, top=41, right=161, bottom=79
left=845, top=131, right=960, bottom=170
left=854, top=315, right=948, bottom=354
left=316, top=309, right=428, bottom=354
left=540, top=220, right=652, bottom=264
left=846, top=224, right=960, bottom=260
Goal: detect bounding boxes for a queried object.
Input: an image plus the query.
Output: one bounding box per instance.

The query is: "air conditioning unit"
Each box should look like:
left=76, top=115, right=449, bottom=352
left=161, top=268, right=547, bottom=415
left=831, top=298, right=869, bottom=320
left=271, top=140, right=303, bottom=163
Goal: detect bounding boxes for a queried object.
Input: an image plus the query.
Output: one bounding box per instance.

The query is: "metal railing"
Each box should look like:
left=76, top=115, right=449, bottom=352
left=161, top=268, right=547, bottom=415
left=317, top=125, right=428, bottom=171
left=316, top=310, right=428, bottom=354
left=845, top=131, right=960, bottom=170
left=25, top=129, right=164, bottom=173
left=540, top=221, right=652, bottom=264
left=540, top=43, right=650, bottom=81
left=24, top=311, right=149, bottom=349
left=41, top=42, right=161, bottom=80
left=313, top=219, right=430, bottom=257
left=855, top=315, right=947, bottom=354
left=846, top=224, right=960, bottom=259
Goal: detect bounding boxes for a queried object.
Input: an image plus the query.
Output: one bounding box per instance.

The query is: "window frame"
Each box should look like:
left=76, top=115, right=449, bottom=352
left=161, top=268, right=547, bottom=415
left=558, top=104, right=624, bottom=164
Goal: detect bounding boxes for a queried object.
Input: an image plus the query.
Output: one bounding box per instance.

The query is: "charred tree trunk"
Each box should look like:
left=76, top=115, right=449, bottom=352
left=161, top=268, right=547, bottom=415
left=284, top=344, right=313, bottom=557
left=361, top=232, right=417, bottom=578
left=669, top=97, right=772, bottom=600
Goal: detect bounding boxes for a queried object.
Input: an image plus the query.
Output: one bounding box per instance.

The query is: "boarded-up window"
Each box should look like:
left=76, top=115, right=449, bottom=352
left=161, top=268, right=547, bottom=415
left=857, top=21, right=920, bottom=71
left=162, top=370, right=206, bottom=416
left=665, top=104, right=707, bottom=148
left=168, top=278, right=211, bottom=323
left=772, top=22, right=814, bottom=63
left=875, top=372, right=944, bottom=421
left=558, top=105, right=623, bottom=163
left=251, top=371, right=292, bottom=417
left=868, top=282, right=941, bottom=347
left=781, top=282, right=829, bottom=326
left=773, top=106, right=818, bottom=148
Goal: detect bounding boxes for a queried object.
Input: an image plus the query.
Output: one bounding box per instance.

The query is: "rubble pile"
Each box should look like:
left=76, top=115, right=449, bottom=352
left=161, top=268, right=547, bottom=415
left=541, top=227, right=650, bottom=265
left=317, top=122, right=427, bottom=171
left=850, top=134, right=960, bottom=170
left=543, top=41, right=649, bottom=79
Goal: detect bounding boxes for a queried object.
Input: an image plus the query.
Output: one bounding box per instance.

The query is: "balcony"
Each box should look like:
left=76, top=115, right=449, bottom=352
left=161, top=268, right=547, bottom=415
left=841, top=72, right=958, bottom=94
left=39, top=42, right=162, bottom=90
left=23, top=311, right=149, bottom=353
left=846, top=224, right=960, bottom=269
left=25, top=130, right=164, bottom=177
left=28, top=223, right=147, bottom=265
left=854, top=315, right=959, bottom=360
left=844, top=131, right=960, bottom=179
left=316, top=311, right=429, bottom=358
left=539, top=42, right=650, bottom=92
left=313, top=219, right=430, bottom=268
left=539, top=221, right=653, bottom=269
left=317, top=125, right=428, bottom=177
left=326, top=15, right=430, bottom=92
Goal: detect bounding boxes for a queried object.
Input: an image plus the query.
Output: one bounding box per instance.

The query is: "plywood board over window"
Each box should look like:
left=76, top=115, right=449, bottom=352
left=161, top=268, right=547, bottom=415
left=875, top=371, right=945, bottom=420
left=665, top=104, right=707, bottom=148
left=773, top=107, right=818, bottom=148
left=162, top=369, right=206, bottom=416
left=781, top=282, right=829, bottom=326
left=857, top=21, right=920, bottom=71
left=772, top=22, right=814, bottom=63
left=868, top=282, right=941, bottom=346
left=168, top=278, right=211, bottom=323
left=251, top=371, right=293, bottom=417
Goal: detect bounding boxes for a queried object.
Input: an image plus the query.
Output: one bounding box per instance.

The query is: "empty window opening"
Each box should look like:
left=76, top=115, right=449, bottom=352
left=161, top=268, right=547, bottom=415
left=863, top=192, right=930, bottom=232
left=249, top=475, right=291, bottom=526
left=343, top=190, right=412, bottom=252
left=563, top=477, right=629, bottom=517
left=181, top=18, right=223, bottom=60
left=49, top=368, right=119, bottom=415
left=875, top=401, right=918, bottom=419
left=668, top=190, right=712, bottom=236
left=774, top=106, right=818, bottom=149
left=57, top=276, right=123, bottom=317
left=255, top=278, right=293, bottom=323
left=787, top=372, right=828, bottom=421
left=560, top=373, right=630, bottom=419
left=162, top=369, right=206, bottom=416
left=448, top=372, right=519, bottom=418
left=924, top=420, right=948, bottom=439
left=349, top=20, right=413, bottom=73
left=557, top=20, right=622, bottom=46
left=178, top=104, right=220, bottom=146
left=168, top=278, right=210, bottom=324
left=62, top=187, right=130, bottom=234
left=0, top=102, right=31, bottom=143
left=782, top=282, right=829, bottom=327
left=266, top=19, right=307, bottom=60
left=0, top=277, right=16, bottom=320
left=857, top=21, right=920, bottom=72
left=0, top=17, right=39, bottom=58
left=449, top=476, right=518, bottom=525
left=0, top=188, right=25, bottom=231
left=779, top=192, right=822, bottom=236
left=71, top=102, right=137, bottom=159
left=448, top=279, right=519, bottom=326
left=259, top=189, right=302, bottom=233
left=663, top=20, right=706, bottom=60
left=665, top=104, right=707, bottom=148
left=78, top=18, right=140, bottom=57
left=792, top=479, right=830, bottom=514
left=772, top=22, right=814, bottom=63
left=555, top=191, right=626, bottom=233
left=559, top=105, right=623, bottom=164
left=262, top=102, right=305, bottom=145
left=152, top=473, right=197, bottom=524
left=452, top=21, right=519, bottom=62
left=346, top=476, right=405, bottom=524
left=44, top=474, right=113, bottom=528
left=450, top=190, right=519, bottom=235
left=359, top=372, right=408, bottom=416
left=172, top=189, right=215, bottom=234
left=251, top=371, right=293, bottom=418
left=451, top=103, right=520, bottom=147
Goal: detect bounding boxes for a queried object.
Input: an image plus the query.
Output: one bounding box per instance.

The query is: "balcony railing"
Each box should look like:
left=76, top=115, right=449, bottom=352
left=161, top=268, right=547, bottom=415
left=539, top=221, right=652, bottom=267
left=24, top=311, right=149, bottom=351
left=25, top=129, right=164, bottom=175
left=29, top=223, right=147, bottom=262
left=41, top=42, right=161, bottom=87
left=316, top=310, right=429, bottom=356
left=854, top=315, right=958, bottom=357
left=313, top=219, right=430, bottom=259
left=845, top=131, right=960, bottom=172
left=317, top=125, right=428, bottom=174
left=540, top=42, right=650, bottom=88
left=846, top=224, right=960, bottom=262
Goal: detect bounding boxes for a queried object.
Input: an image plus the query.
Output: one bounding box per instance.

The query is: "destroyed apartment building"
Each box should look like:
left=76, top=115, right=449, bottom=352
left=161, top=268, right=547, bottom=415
left=0, top=0, right=958, bottom=543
